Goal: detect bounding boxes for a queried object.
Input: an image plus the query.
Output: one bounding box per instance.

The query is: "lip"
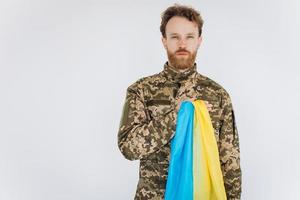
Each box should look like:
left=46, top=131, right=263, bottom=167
left=176, top=52, right=189, bottom=55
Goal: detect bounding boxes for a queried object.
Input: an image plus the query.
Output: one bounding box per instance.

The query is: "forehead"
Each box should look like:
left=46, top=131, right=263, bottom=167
left=165, top=16, right=199, bottom=35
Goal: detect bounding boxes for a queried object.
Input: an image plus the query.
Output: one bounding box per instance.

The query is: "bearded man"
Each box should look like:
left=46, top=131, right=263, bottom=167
left=117, top=4, right=242, bottom=200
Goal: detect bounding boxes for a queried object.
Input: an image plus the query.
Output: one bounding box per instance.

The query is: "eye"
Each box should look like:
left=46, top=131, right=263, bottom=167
left=187, top=36, right=194, bottom=39
left=171, top=36, right=178, bottom=39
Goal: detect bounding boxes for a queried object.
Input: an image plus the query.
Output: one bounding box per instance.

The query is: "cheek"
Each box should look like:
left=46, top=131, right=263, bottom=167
left=186, top=42, right=199, bottom=51
left=166, top=42, right=178, bottom=52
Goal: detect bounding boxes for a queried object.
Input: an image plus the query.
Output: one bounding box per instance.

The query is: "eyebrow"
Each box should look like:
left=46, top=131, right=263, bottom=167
left=169, top=33, right=196, bottom=36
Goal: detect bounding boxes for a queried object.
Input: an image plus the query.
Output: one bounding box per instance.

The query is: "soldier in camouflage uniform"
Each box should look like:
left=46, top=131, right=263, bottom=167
left=118, top=4, right=242, bottom=200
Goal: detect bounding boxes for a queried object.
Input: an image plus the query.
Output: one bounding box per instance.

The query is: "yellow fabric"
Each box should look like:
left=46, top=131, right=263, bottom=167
left=193, top=101, right=201, bottom=199
left=192, top=100, right=227, bottom=200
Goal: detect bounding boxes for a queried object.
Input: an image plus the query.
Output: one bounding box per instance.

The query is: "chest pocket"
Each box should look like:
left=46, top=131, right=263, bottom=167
left=145, top=99, right=172, bottom=120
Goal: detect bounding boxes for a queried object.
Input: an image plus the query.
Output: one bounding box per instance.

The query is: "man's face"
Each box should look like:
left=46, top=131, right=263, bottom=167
left=162, top=16, right=202, bottom=70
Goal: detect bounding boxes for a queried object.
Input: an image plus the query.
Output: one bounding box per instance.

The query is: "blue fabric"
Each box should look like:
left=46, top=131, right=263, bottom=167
left=165, top=101, right=194, bottom=200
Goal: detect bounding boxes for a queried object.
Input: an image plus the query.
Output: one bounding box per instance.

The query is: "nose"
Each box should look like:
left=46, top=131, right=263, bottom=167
left=178, top=38, right=186, bottom=48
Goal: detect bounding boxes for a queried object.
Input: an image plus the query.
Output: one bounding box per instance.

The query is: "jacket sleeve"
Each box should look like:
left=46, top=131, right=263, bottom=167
left=219, top=91, right=242, bottom=200
left=117, top=81, right=176, bottom=161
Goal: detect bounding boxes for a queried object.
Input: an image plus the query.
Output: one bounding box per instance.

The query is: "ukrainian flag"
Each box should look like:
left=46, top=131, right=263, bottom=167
left=165, top=100, right=227, bottom=200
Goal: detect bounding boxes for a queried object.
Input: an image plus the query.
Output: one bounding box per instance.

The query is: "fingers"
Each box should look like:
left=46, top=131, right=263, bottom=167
left=174, top=97, right=192, bottom=113
left=204, top=100, right=213, bottom=111
left=175, top=99, right=213, bottom=113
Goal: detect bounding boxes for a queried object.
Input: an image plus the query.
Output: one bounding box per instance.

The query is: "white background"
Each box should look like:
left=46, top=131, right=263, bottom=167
left=1, top=0, right=299, bottom=199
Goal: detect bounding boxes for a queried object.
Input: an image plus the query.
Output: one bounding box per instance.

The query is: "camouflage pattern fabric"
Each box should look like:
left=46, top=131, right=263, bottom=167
left=118, top=62, right=242, bottom=200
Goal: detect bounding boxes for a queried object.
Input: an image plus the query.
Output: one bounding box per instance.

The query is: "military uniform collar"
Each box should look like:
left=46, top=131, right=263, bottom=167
left=161, top=61, right=198, bottom=82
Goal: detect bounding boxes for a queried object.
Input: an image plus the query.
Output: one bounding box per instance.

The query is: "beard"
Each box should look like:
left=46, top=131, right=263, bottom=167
left=167, top=48, right=197, bottom=70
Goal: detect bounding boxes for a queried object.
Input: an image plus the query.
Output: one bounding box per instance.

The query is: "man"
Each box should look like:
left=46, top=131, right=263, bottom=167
left=117, top=4, right=242, bottom=200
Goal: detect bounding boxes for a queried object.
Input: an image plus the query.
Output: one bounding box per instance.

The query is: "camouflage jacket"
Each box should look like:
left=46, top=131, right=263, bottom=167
left=118, top=62, right=242, bottom=200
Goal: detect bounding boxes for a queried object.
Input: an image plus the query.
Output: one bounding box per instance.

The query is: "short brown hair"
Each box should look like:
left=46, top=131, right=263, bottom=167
left=160, top=4, right=204, bottom=38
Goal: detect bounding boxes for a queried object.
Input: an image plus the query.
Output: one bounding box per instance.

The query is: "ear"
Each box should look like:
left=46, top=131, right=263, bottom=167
left=161, top=37, right=167, bottom=50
